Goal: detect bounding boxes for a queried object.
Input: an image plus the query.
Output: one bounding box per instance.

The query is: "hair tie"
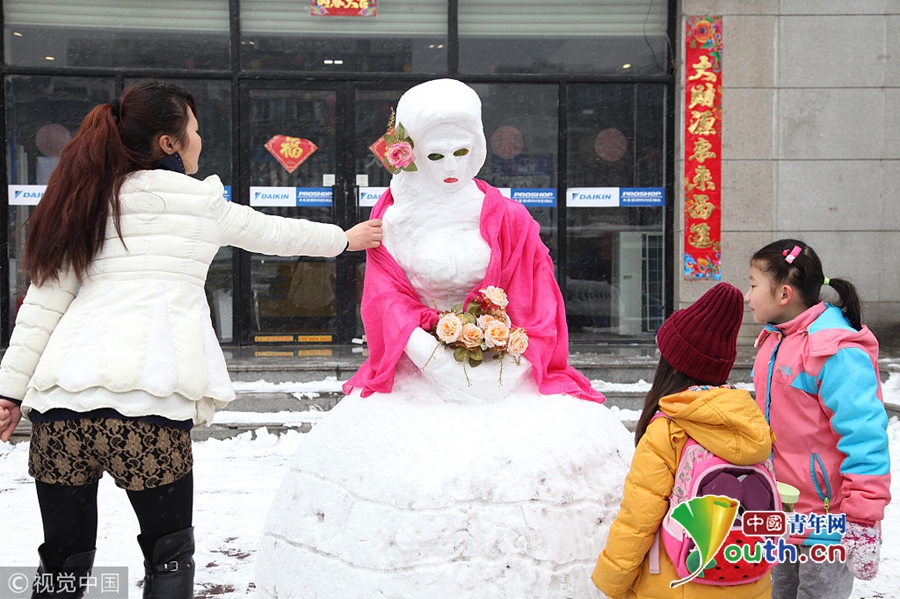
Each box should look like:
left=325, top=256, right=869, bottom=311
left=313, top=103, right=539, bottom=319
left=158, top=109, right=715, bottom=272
left=823, top=277, right=830, bottom=286
left=783, top=245, right=802, bottom=264
left=110, top=98, right=121, bottom=119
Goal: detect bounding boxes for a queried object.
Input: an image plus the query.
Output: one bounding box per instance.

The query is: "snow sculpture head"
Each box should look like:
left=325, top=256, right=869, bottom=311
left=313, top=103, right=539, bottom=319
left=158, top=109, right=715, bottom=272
left=390, top=79, right=487, bottom=198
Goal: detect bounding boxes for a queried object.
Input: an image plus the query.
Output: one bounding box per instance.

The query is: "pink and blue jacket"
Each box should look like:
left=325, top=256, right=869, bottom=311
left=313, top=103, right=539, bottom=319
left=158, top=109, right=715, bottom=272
left=752, top=302, right=891, bottom=545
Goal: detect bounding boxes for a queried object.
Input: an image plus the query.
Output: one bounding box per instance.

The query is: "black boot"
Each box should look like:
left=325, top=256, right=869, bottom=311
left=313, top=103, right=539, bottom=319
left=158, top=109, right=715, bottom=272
left=31, top=544, right=96, bottom=599
left=138, top=527, right=195, bottom=599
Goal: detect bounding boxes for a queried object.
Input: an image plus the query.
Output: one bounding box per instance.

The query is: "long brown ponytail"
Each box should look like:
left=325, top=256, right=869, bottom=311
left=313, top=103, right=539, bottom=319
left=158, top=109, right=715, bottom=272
left=23, top=80, right=197, bottom=285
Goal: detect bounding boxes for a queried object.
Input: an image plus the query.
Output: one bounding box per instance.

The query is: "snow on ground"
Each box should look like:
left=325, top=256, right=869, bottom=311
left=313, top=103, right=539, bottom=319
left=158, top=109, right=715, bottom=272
left=1, top=371, right=899, bottom=598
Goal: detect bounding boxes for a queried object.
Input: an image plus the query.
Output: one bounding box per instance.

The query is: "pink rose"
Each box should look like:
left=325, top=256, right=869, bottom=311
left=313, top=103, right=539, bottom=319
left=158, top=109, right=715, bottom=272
left=507, top=328, right=529, bottom=357
left=483, top=319, right=510, bottom=349
left=480, top=286, right=509, bottom=309
left=386, top=141, right=415, bottom=169
left=436, top=313, right=463, bottom=344
left=459, top=323, right=484, bottom=350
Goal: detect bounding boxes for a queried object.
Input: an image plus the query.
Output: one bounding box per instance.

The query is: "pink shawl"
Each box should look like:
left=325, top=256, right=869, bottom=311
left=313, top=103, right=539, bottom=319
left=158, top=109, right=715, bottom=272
left=343, top=179, right=603, bottom=403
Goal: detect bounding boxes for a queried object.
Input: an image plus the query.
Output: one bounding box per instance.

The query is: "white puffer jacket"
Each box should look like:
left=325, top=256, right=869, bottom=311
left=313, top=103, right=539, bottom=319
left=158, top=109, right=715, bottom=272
left=0, top=169, right=347, bottom=424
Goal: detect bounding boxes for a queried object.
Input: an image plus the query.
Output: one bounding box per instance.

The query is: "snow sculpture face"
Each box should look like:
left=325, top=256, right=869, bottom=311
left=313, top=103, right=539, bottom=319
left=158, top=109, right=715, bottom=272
left=390, top=79, right=486, bottom=200
left=415, top=123, right=480, bottom=195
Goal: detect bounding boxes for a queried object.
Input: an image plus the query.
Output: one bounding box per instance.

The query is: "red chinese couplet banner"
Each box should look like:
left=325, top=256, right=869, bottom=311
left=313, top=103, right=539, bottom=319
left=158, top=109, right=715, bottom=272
left=310, top=0, right=376, bottom=17
left=683, top=16, right=723, bottom=280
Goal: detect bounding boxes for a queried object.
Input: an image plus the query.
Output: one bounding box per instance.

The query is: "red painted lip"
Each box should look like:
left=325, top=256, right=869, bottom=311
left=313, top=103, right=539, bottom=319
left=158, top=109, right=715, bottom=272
left=444, top=177, right=458, bottom=183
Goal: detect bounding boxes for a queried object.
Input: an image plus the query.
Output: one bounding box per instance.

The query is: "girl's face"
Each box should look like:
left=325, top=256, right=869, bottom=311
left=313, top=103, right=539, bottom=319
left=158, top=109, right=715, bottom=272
left=745, top=263, right=791, bottom=324
left=175, top=109, right=202, bottom=175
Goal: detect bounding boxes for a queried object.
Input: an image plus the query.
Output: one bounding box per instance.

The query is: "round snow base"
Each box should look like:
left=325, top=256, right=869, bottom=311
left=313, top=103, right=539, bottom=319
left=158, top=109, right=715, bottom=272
left=255, top=380, right=633, bottom=598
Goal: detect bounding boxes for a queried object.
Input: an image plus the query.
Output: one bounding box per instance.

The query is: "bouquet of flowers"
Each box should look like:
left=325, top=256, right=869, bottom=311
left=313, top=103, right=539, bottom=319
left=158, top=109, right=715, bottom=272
left=425, top=286, right=529, bottom=385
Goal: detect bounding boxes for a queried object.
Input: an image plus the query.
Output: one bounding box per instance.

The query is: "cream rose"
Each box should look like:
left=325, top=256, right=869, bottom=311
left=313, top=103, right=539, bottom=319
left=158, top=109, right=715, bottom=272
left=507, top=328, right=529, bottom=357
left=480, top=286, right=509, bottom=309
left=436, top=313, right=463, bottom=344
left=476, top=314, right=496, bottom=330
left=483, top=319, right=510, bottom=349
left=458, top=323, right=484, bottom=350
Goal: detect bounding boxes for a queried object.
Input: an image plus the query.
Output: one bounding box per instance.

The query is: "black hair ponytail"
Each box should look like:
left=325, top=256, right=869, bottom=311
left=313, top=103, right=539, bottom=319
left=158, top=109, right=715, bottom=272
left=750, top=239, right=863, bottom=330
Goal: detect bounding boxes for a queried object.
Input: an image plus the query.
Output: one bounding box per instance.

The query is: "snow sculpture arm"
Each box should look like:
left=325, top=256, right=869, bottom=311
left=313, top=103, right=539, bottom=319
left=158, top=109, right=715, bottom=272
left=405, top=327, right=532, bottom=402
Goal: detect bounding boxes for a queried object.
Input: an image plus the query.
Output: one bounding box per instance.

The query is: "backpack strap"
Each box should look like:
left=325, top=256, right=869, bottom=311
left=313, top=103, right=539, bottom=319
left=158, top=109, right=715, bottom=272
left=648, top=411, right=669, bottom=577
left=649, top=530, right=661, bottom=575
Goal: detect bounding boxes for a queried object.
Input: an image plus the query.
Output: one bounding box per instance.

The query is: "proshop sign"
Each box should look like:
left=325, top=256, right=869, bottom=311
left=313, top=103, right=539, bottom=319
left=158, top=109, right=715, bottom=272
left=250, top=186, right=332, bottom=207
left=567, top=187, right=665, bottom=208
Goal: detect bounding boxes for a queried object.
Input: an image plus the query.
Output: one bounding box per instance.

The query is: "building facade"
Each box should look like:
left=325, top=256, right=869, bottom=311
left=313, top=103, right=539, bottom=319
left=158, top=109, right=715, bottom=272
left=2, top=0, right=897, bottom=352
left=678, top=1, right=900, bottom=346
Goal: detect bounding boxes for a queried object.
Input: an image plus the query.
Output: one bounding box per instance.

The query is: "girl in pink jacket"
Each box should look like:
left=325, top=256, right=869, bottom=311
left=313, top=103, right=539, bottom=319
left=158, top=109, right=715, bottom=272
left=746, top=239, right=890, bottom=599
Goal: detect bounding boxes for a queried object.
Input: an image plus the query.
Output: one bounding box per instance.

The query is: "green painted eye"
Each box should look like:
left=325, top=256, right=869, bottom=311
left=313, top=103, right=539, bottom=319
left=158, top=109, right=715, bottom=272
left=453, top=148, right=469, bottom=156
left=428, top=153, right=444, bottom=161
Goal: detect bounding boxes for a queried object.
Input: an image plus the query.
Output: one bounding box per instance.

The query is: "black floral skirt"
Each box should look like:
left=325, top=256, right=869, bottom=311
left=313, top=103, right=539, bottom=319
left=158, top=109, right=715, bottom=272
left=29, top=418, right=192, bottom=491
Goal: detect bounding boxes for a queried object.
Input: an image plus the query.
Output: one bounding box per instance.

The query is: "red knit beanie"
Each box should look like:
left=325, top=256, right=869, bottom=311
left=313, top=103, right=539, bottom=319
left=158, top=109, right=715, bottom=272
left=656, top=282, right=744, bottom=384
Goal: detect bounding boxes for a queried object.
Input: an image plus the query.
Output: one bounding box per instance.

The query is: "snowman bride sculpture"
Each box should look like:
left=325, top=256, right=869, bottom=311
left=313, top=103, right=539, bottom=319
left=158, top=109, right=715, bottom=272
left=255, top=79, right=633, bottom=598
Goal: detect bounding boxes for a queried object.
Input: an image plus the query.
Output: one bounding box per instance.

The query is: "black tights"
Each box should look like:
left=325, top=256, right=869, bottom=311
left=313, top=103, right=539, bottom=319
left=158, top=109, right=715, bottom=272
left=35, top=472, right=193, bottom=567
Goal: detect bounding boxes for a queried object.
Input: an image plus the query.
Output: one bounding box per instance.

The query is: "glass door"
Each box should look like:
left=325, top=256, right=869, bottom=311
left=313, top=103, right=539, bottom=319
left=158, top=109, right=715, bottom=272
left=242, top=85, right=343, bottom=344
left=565, top=83, right=667, bottom=340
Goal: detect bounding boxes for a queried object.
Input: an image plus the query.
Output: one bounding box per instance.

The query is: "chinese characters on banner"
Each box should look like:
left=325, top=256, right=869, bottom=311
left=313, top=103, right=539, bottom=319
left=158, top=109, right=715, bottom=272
left=310, top=0, right=376, bottom=17
left=684, top=16, right=723, bottom=280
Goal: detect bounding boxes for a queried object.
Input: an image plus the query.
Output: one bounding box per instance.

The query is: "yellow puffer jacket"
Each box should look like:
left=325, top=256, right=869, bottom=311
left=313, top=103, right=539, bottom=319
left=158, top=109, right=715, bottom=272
left=592, top=387, right=774, bottom=599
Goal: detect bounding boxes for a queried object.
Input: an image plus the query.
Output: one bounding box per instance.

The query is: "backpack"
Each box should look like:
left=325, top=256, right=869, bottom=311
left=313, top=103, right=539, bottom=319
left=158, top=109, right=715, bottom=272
left=650, top=412, right=781, bottom=586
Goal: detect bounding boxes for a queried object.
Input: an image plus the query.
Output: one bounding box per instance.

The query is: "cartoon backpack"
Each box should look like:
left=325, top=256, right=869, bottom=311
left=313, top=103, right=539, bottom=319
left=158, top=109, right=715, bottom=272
left=650, top=412, right=781, bottom=586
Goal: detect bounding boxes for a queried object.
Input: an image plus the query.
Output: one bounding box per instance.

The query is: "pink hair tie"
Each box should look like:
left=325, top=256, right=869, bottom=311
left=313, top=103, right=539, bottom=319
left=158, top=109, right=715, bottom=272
left=783, top=245, right=802, bottom=264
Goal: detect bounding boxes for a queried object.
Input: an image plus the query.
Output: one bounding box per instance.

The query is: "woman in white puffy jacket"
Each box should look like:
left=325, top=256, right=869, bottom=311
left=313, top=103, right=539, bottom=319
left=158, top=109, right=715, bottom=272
left=0, top=80, right=382, bottom=598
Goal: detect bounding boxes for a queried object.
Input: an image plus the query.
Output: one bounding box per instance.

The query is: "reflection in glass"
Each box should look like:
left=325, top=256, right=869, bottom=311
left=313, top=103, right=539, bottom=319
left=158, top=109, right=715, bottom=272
left=241, top=0, right=446, bottom=73
left=459, top=0, right=668, bottom=76
left=4, top=1, right=229, bottom=69
left=566, top=84, right=666, bottom=340
left=471, top=83, right=559, bottom=261
left=248, top=89, right=337, bottom=337
left=5, top=76, right=116, bottom=332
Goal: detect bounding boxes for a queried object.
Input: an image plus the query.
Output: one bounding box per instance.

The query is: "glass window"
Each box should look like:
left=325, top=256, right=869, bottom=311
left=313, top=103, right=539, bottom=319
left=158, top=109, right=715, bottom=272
left=5, top=75, right=116, bottom=331
left=240, top=0, right=447, bottom=73
left=470, top=83, right=559, bottom=263
left=4, top=0, right=230, bottom=69
left=565, top=84, right=666, bottom=340
left=458, top=0, right=668, bottom=76
left=246, top=88, right=339, bottom=340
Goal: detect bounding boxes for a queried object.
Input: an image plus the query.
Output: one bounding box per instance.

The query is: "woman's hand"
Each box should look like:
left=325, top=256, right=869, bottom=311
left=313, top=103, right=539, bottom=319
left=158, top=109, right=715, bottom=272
left=344, top=219, right=383, bottom=251
left=0, top=398, right=22, bottom=443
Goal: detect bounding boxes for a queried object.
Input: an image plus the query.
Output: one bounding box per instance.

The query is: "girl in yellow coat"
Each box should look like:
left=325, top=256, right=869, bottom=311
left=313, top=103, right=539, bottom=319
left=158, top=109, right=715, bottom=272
left=593, top=283, right=774, bottom=599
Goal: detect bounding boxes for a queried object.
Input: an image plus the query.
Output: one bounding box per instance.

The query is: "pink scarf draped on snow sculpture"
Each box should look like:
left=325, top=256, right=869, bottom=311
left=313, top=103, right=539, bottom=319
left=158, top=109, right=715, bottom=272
left=343, top=179, right=603, bottom=403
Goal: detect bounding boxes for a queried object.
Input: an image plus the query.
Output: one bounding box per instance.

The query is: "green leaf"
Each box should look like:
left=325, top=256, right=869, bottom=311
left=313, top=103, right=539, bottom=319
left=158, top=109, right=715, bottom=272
left=466, top=303, right=481, bottom=315
left=402, top=163, right=418, bottom=172
left=469, top=347, right=483, bottom=362
left=451, top=304, right=464, bottom=313
left=396, top=123, right=407, bottom=138
left=383, top=134, right=398, bottom=145
left=468, top=356, right=482, bottom=367
left=453, top=347, right=468, bottom=362
left=461, top=313, right=476, bottom=325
